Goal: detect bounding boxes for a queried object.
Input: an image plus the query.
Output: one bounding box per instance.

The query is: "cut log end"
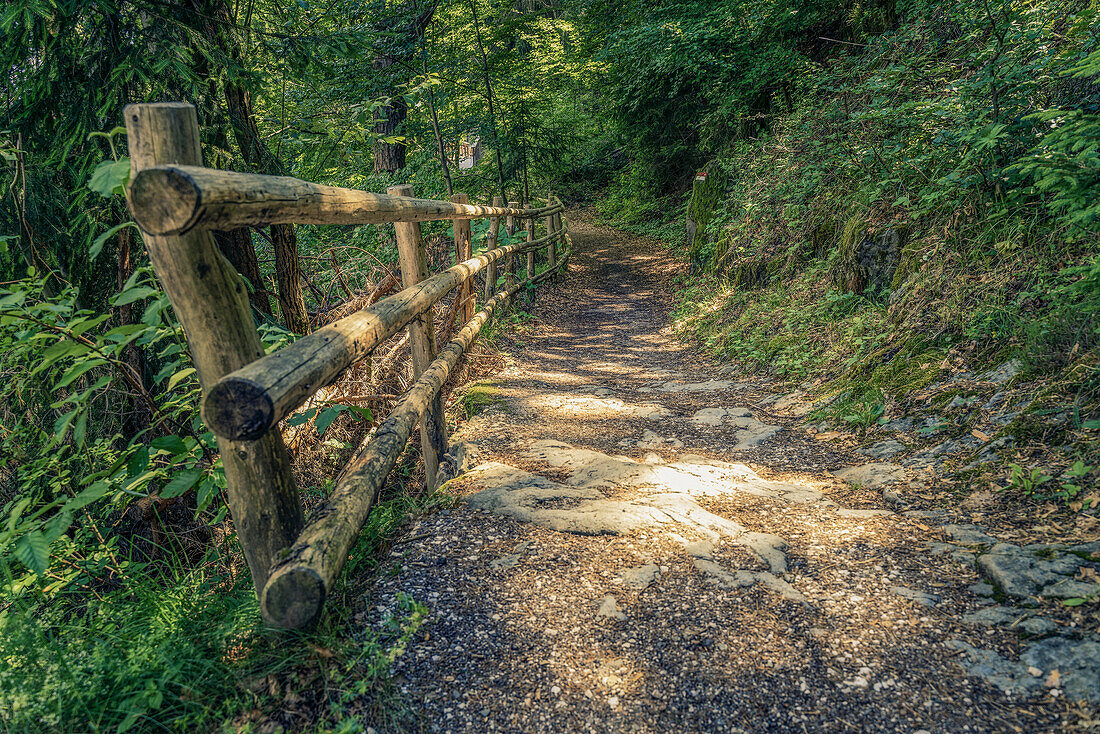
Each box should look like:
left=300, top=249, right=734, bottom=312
left=129, top=166, right=202, bottom=235
left=261, top=565, right=326, bottom=629
left=203, top=377, right=275, bottom=441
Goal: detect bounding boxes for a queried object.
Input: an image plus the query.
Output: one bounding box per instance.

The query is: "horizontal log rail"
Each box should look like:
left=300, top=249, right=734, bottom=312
left=203, top=231, right=562, bottom=440
left=123, top=102, right=570, bottom=629
left=261, top=272, right=558, bottom=627
left=129, top=164, right=562, bottom=235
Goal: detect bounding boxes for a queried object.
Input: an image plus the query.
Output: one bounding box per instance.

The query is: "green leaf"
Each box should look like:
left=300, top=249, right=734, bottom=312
left=67, top=481, right=109, bottom=510
left=150, top=436, right=188, bottom=455
left=14, top=531, right=49, bottom=575
left=112, top=286, right=158, bottom=307
left=344, top=405, right=373, bottom=422
left=73, top=411, right=88, bottom=448
left=54, top=359, right=105, bottom=390
left=196, top=476, right=218, bottom=512
left=53, top=408, right=79, bottom=441
left=167, top=368, right=196, bottom=391
left=90, top=222, right=136, bottom=262
left=87, top=158, right=130, bottom=198
left=37, top=340, right=91, bottom=372
left=1082, top=421, right=1100, bottom=430
left=161, top=468, right=203, bottom=499
left=315, top=405, right=346, bottom=435
left=287, top=407, right=319, bottom=427
left=128, top=447, right=149, bottom=477
left=43, top=510, right=73, bottom=543
left=1062, top=597, right=1087, bottom=607
left=6, top=497, right=32, bottom=532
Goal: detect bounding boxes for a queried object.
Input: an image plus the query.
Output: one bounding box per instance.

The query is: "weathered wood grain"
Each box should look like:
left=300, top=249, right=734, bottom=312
left=526, top=208, right=537, bottom=302
left=390, top=185, right=447, bottom=491
left=451, top=193, right=474, bottom=325
left=128, top=164, right=558, bottom=235
left=484, top=196, right=503, bottom=302
left=123, top=103, right=303, bottom=599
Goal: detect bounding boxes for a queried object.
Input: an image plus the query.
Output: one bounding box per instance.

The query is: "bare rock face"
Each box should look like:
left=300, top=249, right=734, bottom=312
left=833, top=462, right=907, bottom=489
left=460, top=442, right=836, bottom=603
left=976, top=543, right=1097, bottom=600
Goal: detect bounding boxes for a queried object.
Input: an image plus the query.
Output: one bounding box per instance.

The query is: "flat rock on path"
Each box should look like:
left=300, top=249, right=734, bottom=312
left=362, top=217, right=1080, bottom=732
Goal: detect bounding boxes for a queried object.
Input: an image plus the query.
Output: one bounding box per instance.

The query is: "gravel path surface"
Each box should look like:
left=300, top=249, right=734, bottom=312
left=362, top=218, right=1087, bottom=733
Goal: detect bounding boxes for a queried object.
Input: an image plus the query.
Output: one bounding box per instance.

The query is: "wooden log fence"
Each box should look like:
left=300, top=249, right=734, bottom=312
left=124, top=102, right=569, bottom=628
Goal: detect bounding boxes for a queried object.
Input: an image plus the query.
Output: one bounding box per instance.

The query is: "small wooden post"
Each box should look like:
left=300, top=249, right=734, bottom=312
left=484, top=195, right=503, bottom=301
left=525, top=204, right=536, bottom=303
left=544, top=199, right=556, bottom=273
left=123, top=103, right=303, bottom=600
left=390, top=185, right=447, bottom=491
left=549, top=199, right=561, bottom=275
left=505, top=200, right=518, bottom=300
left=505, top=206, right=516, bottom=237
left=451, top=193, right=474, bottom=325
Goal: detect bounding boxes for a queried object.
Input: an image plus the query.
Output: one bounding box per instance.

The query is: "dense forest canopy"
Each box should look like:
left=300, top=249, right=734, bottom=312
left=2, top=0, right=1099, bottom=729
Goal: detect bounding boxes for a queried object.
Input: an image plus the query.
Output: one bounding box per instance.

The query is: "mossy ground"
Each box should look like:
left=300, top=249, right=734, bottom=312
left=457, top=381, right=509, bottom=420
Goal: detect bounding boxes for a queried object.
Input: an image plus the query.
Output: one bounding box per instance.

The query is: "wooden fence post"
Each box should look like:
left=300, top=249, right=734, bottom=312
left=526, top=203, right=536, bottom=303
left=389, top=185, right=448, bottom=490
left=451, top=193, right=474, bottom=324
left=123, top=102, right=303, bottom=600
left=484, top=196, right=503, bottom=301
left=505, top=201, right=518, bottom=301
left=544, top=198, right=556, bottom=273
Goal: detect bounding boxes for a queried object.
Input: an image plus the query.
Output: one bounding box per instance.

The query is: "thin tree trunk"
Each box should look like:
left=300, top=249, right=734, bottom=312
left=214, top=229, right=273, bottom=316
left=467, top=0, right=508, bottom=204
left=223, top=81, right=310, bottom=334
left=423, top=51, right=453, bottom=196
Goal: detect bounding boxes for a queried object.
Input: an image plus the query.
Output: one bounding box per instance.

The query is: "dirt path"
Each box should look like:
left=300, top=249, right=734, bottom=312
left=363, top=219, right=1090, bottom=733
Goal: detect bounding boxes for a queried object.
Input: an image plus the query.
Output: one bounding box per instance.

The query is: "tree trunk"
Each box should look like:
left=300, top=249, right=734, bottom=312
left=467, top=0, right=508, bottom=204
left=214, top=229, right=273, bottom=316
left=370, top=0, right=439, bottom=173
left=372, top=69, right=408, bottom=173
left=223, top=81, right=310, bottom=334
left=271, top=225, right=310, bottom=333
left=195, top=0, right=308, bottom=334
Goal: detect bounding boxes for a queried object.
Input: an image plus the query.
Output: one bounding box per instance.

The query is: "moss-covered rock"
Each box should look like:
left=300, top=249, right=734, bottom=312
left=832, top=216, right=907, bottom=297
left=685, top=162, right=727, bottom=271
